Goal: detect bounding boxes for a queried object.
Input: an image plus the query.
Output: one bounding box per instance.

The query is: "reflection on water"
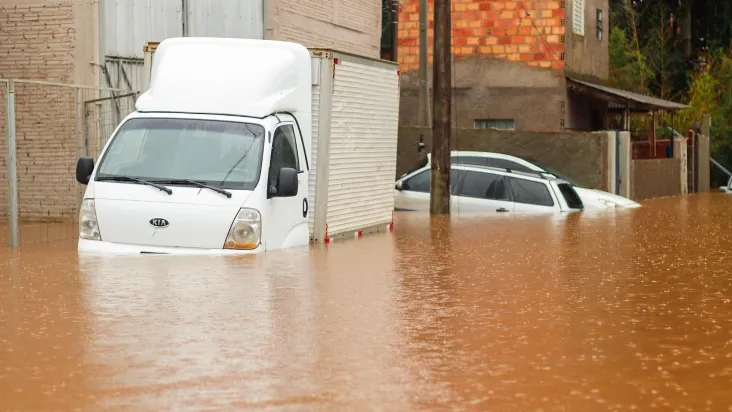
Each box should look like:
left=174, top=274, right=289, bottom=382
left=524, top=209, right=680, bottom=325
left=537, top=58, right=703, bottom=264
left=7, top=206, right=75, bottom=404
left=2, top=193, right=732, bottom=411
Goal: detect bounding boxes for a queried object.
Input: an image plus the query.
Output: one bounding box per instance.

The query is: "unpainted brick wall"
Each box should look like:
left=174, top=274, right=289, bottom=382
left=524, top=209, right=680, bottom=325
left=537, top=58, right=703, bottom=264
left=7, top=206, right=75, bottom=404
left=398, top=126, right=609, bottom=191
left=0, top=1, right=78, bottom=222
left=397, top=0, right=566, bottom=72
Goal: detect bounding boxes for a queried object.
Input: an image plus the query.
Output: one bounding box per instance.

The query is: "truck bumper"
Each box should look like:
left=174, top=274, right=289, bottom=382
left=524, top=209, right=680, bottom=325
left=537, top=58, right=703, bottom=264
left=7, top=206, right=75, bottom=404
left=77, top=238, right=264, bottom=256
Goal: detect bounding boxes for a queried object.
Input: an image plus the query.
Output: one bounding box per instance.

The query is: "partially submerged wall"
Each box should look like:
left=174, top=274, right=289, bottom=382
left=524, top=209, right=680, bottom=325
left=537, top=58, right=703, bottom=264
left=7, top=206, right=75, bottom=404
left=0, top=1, right=78, bottom=223
left=631, top=159, right=682, bottom=201
left=398, top=127, right=610, bottom=191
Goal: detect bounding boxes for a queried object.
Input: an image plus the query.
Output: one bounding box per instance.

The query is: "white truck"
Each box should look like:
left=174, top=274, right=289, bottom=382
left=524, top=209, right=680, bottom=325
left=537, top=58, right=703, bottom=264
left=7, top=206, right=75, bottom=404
left=74, top=37, right=401, bottom=255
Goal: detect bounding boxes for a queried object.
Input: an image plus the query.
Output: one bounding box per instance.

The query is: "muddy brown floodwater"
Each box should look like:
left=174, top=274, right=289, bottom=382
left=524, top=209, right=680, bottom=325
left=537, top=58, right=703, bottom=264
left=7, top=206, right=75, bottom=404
left=2, top=193, right=732, bottom=411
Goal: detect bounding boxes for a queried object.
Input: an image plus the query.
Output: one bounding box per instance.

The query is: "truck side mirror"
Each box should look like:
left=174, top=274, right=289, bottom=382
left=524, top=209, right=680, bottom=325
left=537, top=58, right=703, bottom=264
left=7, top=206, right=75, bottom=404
left=76, top=157, right=94, bottom=185
left=271, top=167, right=298, bottom=197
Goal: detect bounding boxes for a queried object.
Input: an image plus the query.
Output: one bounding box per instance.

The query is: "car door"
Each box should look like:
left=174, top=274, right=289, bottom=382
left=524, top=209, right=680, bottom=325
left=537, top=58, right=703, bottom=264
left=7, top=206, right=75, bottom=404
left=396, top=168, right=463, bottom=211
left=266, top=123, right=308, bottom=249
left=452, top=170, right=515, bottom=213
left=505, top=175, right=558, bottom=213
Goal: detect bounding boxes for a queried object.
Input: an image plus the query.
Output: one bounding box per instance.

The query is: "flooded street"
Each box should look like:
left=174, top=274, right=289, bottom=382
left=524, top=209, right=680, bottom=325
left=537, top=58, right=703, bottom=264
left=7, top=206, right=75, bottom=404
left=2, top=193, right=732, bottom=411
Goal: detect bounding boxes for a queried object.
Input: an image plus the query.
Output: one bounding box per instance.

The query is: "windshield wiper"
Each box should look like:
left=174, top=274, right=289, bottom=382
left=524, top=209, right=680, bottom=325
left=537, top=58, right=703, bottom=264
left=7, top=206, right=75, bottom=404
left=96, top=175, right=173, bottom=195
left=160, top=179, right=232, bottom=198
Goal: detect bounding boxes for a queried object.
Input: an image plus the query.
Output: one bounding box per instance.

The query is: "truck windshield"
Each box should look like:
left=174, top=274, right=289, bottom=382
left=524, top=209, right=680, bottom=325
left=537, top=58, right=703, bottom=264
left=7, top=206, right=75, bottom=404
left=95, top=117, right=266, bottom=190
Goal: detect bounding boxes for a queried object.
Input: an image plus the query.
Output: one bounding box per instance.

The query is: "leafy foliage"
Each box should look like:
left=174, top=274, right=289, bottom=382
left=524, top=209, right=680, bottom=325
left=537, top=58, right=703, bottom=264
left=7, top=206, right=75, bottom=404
left=610, top=0, right=732, bottom=180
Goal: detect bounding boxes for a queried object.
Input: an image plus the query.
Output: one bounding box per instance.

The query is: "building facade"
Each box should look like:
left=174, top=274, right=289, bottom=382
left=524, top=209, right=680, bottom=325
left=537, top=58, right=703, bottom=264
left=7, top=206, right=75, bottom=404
left=0, top=0, right=383, bottom=90
left=0, top=0, right=382, bottom=228
left=397, top=0, right=611, bottom=131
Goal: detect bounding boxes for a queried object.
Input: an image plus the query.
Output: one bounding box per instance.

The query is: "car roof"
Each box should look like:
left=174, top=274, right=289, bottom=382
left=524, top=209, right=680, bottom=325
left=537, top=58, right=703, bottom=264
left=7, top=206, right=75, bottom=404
left=398, top=163, right=572, bottom=188
left=452, top=164, right=563, bottom=184
left=426, top=151, right=544, bottom=171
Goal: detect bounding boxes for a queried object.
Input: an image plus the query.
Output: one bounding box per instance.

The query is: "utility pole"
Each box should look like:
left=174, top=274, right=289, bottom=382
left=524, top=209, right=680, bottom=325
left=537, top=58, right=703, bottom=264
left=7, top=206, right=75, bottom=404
left=417, top=0, right=430, bottom=127
left=391, top=0, right=398, bottom=62
left=430, top=0, right=451, bottom=215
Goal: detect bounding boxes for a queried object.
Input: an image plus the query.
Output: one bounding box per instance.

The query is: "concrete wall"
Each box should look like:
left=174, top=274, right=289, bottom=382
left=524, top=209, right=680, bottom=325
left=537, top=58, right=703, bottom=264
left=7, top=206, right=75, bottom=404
left=565, top=0, right=609, bottom=82
left=266, top=0, right=381, bottom=59
left=696, top=134, right=710, bottom=193
left=631, top=159, right=682, bottom=201
left=398, top=126, right=610, bottom=191
left=399, top=58, right=566, bottom=131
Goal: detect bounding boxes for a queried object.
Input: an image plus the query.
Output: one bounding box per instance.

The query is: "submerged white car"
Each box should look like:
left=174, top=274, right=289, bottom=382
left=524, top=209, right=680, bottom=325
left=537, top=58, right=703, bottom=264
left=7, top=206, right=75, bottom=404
left=412, top=151, right=639, bottom=209
left=395, top=163, right=585, bottom=214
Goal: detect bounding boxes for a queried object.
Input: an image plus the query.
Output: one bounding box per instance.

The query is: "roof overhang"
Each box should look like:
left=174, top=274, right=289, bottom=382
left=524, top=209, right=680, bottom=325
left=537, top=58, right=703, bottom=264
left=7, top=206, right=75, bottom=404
left=566, top=77, right=691, bottom=112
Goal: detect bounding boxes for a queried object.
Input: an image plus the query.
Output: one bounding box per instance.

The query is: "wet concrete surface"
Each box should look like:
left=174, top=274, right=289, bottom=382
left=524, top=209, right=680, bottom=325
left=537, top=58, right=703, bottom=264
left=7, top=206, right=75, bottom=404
left=1, top=193, right=732, bottom=411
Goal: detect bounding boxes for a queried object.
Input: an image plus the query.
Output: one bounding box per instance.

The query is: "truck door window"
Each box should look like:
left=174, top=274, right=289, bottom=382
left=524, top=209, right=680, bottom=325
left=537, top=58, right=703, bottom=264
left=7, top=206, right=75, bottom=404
left=269, top=125, right=299, bottom=189
left=458, top=171, right=511, bottom=200
left=506, top=177, right=555, bottom=207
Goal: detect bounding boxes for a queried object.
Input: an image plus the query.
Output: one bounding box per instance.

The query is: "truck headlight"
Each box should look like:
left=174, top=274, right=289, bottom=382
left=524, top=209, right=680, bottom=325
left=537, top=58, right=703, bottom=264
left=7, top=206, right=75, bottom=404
left=79, top=199, right=101, bottom=240
left=224, top=208, right=261, bottom=250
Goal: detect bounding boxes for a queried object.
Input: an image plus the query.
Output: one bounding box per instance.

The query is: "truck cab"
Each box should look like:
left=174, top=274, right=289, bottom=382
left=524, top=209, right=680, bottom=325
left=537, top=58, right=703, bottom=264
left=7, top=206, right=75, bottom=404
left=75, top=38, right=313, bottom=255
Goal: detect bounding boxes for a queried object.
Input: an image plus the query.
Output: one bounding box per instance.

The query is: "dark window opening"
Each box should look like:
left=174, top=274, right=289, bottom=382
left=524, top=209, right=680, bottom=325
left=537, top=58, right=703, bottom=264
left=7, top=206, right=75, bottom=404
left=558, top=183, right=584, bottom=210
left=596, top=9, right=603, bottom=40
left=404, top=169, right=462, bottom=194
left=507, top=177, right=555, bottom=207
left=458, top=171, right=512, bottom=201
left=269, top=125, right=299, bottom=190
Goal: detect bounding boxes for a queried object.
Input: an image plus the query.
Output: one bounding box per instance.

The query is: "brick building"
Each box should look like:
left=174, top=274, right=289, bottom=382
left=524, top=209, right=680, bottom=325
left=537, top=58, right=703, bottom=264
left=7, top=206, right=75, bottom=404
left=397, top=0, right=616, bottom=131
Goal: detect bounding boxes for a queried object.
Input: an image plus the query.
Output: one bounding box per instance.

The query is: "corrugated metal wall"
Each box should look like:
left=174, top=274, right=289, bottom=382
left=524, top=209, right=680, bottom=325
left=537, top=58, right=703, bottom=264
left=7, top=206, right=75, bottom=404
left=102, top=0, right=263, bottom=60
left=101, top=0, right=264, bottom=92
left=97, top=0, right=265, bottom=146
left=103, top=0, right=184, bottom=59
left=188, top=0, right=263, bottom=39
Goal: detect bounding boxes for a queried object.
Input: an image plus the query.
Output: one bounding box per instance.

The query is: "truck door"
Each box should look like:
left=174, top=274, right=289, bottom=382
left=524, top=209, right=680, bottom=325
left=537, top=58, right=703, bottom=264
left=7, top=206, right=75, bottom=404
left=267, top=123, right=308, bottom=249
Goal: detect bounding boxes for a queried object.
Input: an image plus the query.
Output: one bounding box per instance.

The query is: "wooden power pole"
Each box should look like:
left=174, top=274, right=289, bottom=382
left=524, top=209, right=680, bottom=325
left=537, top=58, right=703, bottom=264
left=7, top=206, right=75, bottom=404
left=430, top=0, right=451, bottom=215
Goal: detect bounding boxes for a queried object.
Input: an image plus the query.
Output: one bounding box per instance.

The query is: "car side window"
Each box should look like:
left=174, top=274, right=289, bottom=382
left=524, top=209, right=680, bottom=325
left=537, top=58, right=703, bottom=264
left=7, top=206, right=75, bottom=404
left=269, top=125, right=299, bottom=189
left=404, top=170, right=430, bottom=193
left=507, top=177, right=555, bottom=207
left=458, top=171, right=511, bottom=201
left=404, top=169, right=462, bottom=194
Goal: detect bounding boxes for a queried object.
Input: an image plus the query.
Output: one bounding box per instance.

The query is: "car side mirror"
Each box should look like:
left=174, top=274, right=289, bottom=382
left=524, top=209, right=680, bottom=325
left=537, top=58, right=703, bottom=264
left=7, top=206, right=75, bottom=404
left=395, top=180, right=403, bottom=191
left=270, top=167, right=298, bottom=197
left=76, top=157, right=94, bottom=185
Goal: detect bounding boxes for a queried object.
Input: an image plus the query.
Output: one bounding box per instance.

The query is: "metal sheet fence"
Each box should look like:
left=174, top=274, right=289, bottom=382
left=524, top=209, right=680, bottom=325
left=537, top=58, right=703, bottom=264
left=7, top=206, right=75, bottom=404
left=0, top=80, right=8, bottom=247
left=1, top=79, right=138, bottom=247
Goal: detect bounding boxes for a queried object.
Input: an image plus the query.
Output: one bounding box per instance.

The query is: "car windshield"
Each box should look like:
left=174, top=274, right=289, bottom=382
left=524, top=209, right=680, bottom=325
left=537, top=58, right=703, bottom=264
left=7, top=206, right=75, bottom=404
left=522, top=157, right=584, bottom=188
left=95, top=117, right=266, bottom=190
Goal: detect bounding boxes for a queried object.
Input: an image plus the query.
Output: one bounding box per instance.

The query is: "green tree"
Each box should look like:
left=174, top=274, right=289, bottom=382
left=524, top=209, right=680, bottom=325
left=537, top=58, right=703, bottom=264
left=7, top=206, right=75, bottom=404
left=609, top=26, right=653, bottom=92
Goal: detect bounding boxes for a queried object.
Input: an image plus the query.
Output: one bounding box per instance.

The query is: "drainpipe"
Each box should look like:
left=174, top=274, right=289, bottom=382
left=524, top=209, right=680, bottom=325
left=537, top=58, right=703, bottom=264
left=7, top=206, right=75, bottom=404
left=182, top=0, right=189, bottom=36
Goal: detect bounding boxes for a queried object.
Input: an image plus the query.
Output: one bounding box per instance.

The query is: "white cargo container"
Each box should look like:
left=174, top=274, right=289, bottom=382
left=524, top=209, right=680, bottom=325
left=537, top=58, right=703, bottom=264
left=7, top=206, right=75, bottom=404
left=74, top=37, right=400, bottom=255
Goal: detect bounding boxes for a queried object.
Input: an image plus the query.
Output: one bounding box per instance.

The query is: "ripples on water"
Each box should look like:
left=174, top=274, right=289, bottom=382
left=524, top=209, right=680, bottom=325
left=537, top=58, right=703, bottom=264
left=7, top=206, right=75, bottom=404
left=1, top=194, right=732, bottom=411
